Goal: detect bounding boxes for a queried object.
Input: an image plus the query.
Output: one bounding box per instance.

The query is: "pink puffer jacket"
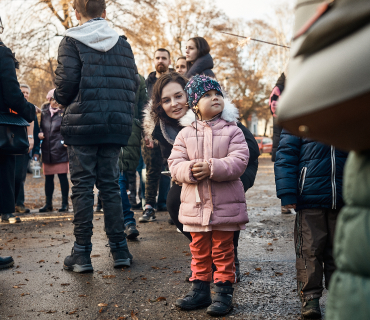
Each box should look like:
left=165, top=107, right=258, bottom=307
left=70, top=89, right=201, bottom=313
left=168, top=101, right=250, bottom=227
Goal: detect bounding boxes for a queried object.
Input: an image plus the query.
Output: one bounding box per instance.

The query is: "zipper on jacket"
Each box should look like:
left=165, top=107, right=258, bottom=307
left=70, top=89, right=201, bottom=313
left=331, top=146, right=337, bottom=209
left=298, top=167, right=307, bottom=195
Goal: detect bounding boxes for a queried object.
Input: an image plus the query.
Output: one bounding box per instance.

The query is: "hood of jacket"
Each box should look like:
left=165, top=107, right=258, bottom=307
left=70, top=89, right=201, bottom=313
left=64, top=19, right=119, bottom=52
left=186, top=53, right=214, bottom=78
left=179, top=97, right=239, bottom=127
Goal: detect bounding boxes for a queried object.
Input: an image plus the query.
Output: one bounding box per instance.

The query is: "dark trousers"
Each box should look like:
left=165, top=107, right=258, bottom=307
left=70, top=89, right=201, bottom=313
left=294, top=208, right=339, bottom=301
left=68, top=145, right=125, bottom=244
left=0, top=154, right=15, bottom=214
left=167, top=183, right=240, bottom=248
left=142, top=144, right=170, bottom=207
left=118, top=172, right=136, bottom=226
left=14, top=154, right=29, bottom=206
left=44, top=174, right=69, bottom=201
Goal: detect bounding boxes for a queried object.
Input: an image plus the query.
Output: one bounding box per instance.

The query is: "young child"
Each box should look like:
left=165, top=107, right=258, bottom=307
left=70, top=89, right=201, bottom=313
left=168, top=75, right=249, bottom=316
left=53, top=0, right=138, bottom=272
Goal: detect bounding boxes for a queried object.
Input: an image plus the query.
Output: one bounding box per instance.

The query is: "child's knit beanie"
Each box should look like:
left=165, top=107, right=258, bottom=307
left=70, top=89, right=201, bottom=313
left=185, top=75, right=223, bottom=109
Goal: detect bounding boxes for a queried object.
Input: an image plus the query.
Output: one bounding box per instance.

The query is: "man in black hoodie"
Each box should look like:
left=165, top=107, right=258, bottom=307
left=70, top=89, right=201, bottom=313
left=140, top=49, right=172, bottom=222
left=54, top=0, right=138, bottom=272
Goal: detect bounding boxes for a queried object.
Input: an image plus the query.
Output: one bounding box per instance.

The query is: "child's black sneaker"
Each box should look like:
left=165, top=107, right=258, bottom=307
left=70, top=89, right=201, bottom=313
left=125, top=223, right=139, bottom=240
left=206, top=283, right=234, bottom=316
left=108, top=239, right=133, bottom=268
left=139, top=205, right=156, bottom=223
left=175, top=280, right=212, bottom=310
left=301, top=298, right=321, bottom=319
left=64, top=242, right=93, bottom=273
left=0, top=255, right=14, bottom=269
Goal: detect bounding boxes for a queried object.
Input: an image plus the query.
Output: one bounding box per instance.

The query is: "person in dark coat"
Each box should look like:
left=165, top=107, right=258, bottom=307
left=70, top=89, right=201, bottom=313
left=53, top=0, right=138, bottom=272
left=185, top=37, right=215, bottom=78
left=274, top=129, right=348, bottom=319
left=143, top=72, right=260, bottom=282
left=38, top=89, right=69, bottom=213
left=0, top=33, right=35, bottom=268
left=139, top=48, right=172, bottom=222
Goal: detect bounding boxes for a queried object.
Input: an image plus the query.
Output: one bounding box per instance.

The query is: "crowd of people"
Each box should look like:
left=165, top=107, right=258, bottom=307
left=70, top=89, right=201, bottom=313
left=0, top=0, right=366, bottom=319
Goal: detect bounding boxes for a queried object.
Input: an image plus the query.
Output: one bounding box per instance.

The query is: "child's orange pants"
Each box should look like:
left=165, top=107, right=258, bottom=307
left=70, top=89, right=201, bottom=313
left=189, top=230, right=235, bottom=283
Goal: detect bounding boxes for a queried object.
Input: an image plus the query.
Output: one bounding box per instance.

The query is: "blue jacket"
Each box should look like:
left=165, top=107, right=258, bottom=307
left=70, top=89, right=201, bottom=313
left=274, top=129, right=348, bottom=211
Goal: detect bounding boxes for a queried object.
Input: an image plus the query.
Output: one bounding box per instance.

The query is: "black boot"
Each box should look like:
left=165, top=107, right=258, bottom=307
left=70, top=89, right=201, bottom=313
left=207, top=282, right=234, bottom=316
left=39, top=197, right=53, bottom=213
left=0, top=256, right=14, bottom=269
left=108, top=239, right=133, bottom=268
left=58, top=194, right=69, bottom=212
left=301, top=298, right=321, bottom=319
left=175, top=280, right=212, bottom=310
left=64, top=242, right=93, bottom=273
left=235, top=247, right=240, bottom=283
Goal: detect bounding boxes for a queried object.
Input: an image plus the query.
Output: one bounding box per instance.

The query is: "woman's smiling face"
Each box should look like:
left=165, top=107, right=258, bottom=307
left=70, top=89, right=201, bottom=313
left=161, top=82, right=188, bottom=120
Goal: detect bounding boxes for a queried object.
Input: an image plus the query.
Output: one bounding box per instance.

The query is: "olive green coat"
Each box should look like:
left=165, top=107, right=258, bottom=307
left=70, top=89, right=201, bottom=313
left=326, top=150, right=370, bottom=319
left=119, top=74, right=148, bottom=172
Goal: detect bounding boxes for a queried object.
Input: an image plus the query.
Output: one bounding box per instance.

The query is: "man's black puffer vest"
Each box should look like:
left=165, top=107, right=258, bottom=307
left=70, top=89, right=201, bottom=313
left=54, top=36, right=137, bottom=146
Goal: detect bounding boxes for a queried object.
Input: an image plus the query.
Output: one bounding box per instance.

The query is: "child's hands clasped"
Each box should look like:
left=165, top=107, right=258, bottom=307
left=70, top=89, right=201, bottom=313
left=191, top=162, right=210, bottom=181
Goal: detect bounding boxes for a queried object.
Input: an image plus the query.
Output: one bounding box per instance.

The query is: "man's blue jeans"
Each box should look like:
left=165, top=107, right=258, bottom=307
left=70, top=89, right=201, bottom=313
left=119, top=172, right=136, bottom=227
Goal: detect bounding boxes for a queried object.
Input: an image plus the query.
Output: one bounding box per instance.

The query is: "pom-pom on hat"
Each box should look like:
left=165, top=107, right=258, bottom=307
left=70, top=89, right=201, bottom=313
left=185, top=75, right=223, bottom=109
left=46, top=88, right=56, bottom=102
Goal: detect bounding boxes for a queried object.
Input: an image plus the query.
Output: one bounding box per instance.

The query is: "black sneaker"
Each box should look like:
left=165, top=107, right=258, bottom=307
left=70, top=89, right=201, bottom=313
left=1, top=213, right=21, bottom=223
left=95, top=206, right=103, bottom=212
left=302, top=298, right=321, bottom=319
left=175, top=280, right=212, bottom=310
left=64, top=242, right=93, bottom=273
left=206, top=283, right=234, bottom=316
left=139, top=206, right=156, bottom=223
left=131, top=202, right=143, bottom=210
left=108, top=239, right=133, bottom=268
left=126, top=223, right=139, bottom=240
left=0, top=256, right=14, bottom=269
left=15, top=205, right=30, bottom=214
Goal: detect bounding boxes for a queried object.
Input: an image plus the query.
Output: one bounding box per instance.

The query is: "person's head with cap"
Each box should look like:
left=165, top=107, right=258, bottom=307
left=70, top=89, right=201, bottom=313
left=184, top=75, right=224, bottom=121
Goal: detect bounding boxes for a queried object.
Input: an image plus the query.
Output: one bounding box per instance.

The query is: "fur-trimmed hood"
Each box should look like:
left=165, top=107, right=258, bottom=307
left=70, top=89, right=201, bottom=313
left=179, top=97, right=239, bottom=127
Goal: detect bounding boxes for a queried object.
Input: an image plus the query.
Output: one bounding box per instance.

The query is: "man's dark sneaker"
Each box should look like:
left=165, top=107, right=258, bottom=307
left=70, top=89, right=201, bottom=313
left=139, top=205, right=156, bottom=223
left=301, top=298, right=321, bottom=319
left=131, top=201, right=143, bottom=210
left=95, top=206, right=103, bottom=212
left=126, top=223, right=139, bottom=240
left=175, top=280, right=212, bottom=310
left=108, top=239, right=133, bottom=268
left=0, top=256, right=14, bottom=269
left=206, top=283, right=234, bottom=316
left=39, top=204, right=53, bottom=213
left=1, top=214, right=21, bottom=223
left=64, top=242, right=93, bottom=273
left=157, top=204, right=167, bottom=212
left=15, top=205, right=30, bottom=214
left=168, top=218, right=175, bottom=225
left=281, top=206, right=291, bottom=214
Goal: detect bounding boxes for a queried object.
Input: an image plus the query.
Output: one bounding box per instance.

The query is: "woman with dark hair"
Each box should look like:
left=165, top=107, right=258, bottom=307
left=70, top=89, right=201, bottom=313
left=175, top=56, right=187, bottom=76
left=38, top=89, right=69, bottom=212
left=185, top=37, right=215, bottom=78
left=143, top=72, right=260, bottom=282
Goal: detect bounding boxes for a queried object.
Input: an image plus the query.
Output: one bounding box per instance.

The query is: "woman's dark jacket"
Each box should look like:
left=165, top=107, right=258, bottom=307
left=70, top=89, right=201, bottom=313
left=0, top=42, right=35, bottom=122
left=274, top=129, right=348, bottom=211
left=40, top=107, right=68, bottom=164
left=186, top=53, right=215, bottom=78
left=54, top=36, right=137, bottom=147
left=153, top=120, right=260, bottom=192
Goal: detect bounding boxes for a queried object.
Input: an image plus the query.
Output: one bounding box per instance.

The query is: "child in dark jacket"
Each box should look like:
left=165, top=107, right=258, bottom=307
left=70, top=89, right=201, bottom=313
left=54, top=0, right=138, bottom=273
left=274, top=130, right=347, bottom=319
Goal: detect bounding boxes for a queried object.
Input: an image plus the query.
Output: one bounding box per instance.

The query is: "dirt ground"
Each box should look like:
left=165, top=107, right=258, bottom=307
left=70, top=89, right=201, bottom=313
left=0, top=156, right=327, bottom=319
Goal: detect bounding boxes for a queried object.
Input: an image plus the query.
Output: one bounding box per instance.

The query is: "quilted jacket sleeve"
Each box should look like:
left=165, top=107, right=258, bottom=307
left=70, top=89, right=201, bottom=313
left=274, top=129, right=302, bottom=206
left=168, top=130, right=197, bottom=184
left=0, top=45, right=35, bottom=122
left=54, top=37, right=81, bottom=106
left=209, top=127, right=249, bottom=182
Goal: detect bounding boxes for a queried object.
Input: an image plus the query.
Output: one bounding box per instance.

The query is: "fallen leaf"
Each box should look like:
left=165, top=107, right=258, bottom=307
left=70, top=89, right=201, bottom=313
left=55, top=261, right=59, bottom=264
left=69, top=310, right=77, bottom=315
left=151, top=266, right=160, bottom=270
left=91, top=255, right=100, bottom=258
left=185, top=253, right=191, bottom=256
left=255, top=268, right=262, bottom=272
left=98, top=303, right=108, bottom=307
left=160, top=257, right=166, bottom=260
left=117, top=317, right=126, bottom=320
left=182, top=251, right=188, bottom=253
left=50, top=284, right=53, bottom=286
left=37, top=260, right=45, bottom=263
left=97, top=271, right=103, bottom=274
left=16, top=271, right=22, bottom=274
left=156, top=297, right=166, bottom=301
left=273, top=238, right=278, bottom=241
left=102, top=275, right=116, bottom=279
left=131, top=311, right=139, bottom=320
left=13, top=286, right=20, bottom=289
left=141, top=277, right=147, bottom=280
left=46, top=310, right=56, bottom=313
left=115, top=304, right=119, bottom=308
left=244, top=272, right=250, bottom=276
left=173, top=271, right=182, bottom=274
left=61, top=283, right=70, bottom=286
left=20, top=293, right=30, bottom=296
left=78, top=294, right=87, bottom=297
left=267, top=243, right=272, bottom=246
left=275, top=272, right=283, bottom=276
